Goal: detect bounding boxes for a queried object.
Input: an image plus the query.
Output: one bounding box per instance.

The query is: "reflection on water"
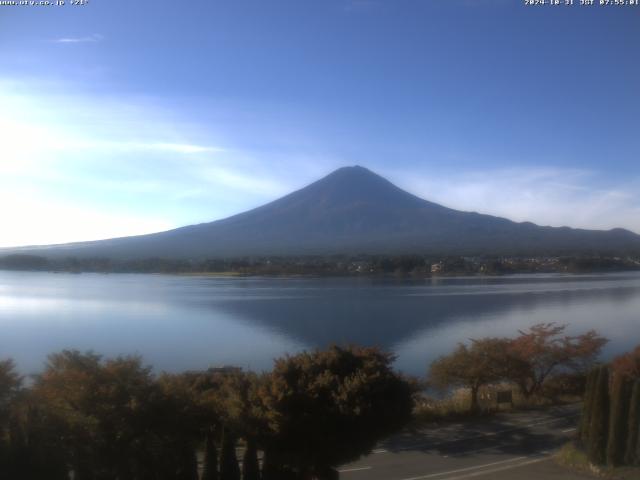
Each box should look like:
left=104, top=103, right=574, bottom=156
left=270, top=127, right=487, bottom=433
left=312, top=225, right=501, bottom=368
left=0, top=271, right=639, bottom=377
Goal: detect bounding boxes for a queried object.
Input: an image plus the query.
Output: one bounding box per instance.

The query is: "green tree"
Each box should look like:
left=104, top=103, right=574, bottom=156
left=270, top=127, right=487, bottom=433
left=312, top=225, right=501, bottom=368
left=0, top=359, right=22, bottom=473
left=261, top=448, right=281, bottom=480
left=579, top=368, right=598, bottom=446
left=157, top=372, right=221, bottom=480
left=8, top=400, right=69, bottom=480
left=202, top=430, right=219, bottom=480
left=175, top=442, right=199, bottom=480
left=0, top=359, right=21, bottom=413
left=259, top=345, right=415, bottom=478
left=429, top=338, right=508, bottom=412
left=611, top=344, right=640, bottom=466
left=261, top=448, right=300, bottom=480
left=625, top=381, right=640, bottom=466
left=607, top=372, right=632, bottom=466
left=219, top=426, right=241, bottom=480
left=588, top=365, right=610, bottom=465
left=242, top=438, right=260, bottom=480
left=190, top=367, right=271, bottom=480
left=212, top=370, right=268, bottom=460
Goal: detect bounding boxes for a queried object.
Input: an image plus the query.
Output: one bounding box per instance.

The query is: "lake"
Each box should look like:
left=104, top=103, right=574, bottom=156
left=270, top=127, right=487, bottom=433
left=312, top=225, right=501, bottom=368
left=0, top=271, right=638, bottom=378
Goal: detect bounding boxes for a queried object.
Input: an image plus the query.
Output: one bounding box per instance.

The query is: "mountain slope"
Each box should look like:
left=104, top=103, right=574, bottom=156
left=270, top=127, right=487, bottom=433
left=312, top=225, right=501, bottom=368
left=6, top=166, right=640, bottom=258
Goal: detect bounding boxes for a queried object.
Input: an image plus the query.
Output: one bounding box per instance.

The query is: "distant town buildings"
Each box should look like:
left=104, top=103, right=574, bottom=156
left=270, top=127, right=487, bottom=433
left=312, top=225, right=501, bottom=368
left=430, top=262, right=444, bottom=274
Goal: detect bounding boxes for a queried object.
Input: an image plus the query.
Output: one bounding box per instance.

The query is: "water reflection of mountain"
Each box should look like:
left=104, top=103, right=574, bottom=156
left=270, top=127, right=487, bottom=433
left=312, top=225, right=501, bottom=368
left=209, top=282, right=640, bottom=350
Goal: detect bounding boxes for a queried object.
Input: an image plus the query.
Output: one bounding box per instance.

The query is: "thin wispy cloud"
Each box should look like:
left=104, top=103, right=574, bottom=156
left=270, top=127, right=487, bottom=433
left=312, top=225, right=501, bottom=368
left=43, top=139, right=224, bottom=155
left=1, top=75, right=638, bottom=247
left=54, top=33, right=104, bottom=44
left=198, top=165, right=288, bottom=197
left=0, top=78, right=300, bottom=246
left=149, top=143, right=224, bottom=154
left=390, top=167, right=640, bottom=235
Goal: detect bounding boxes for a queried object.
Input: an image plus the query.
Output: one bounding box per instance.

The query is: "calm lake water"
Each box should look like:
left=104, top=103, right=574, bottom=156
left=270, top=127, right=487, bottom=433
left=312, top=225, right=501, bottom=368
left=0, top=271, right=639, bottom=377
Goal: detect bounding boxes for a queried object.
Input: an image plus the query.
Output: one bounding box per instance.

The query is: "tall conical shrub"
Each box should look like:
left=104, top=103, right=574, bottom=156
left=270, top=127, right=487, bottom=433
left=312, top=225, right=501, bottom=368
left=625, top=381, right=640, bottom=466
left=580, top=368, right=598, bottom=446
left=260, top=449, right=279, bottom=480
left=176, top=443, right=199, bottom=480
left=607, top=372, right=632, bottom=466
left=219, top=427, right=240, bottom=480
left=588, top=365, right=610, bottom=465
left=202, top=431, right=219, bottom=480
left=242, top=438, right=260, bottom=480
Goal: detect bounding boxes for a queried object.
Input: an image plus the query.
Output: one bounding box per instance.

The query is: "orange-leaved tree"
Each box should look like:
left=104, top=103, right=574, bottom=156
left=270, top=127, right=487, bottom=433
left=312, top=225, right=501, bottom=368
left=506, top=323, right=607, bottom=398
left=612, top=345, right=640, bottom=380
left=429, top=338, right=509, bottom=412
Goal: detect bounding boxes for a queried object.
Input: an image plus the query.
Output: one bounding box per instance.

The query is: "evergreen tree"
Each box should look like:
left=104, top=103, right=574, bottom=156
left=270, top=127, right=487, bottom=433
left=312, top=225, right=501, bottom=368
left=6, top=418, right=29, bottom=480
left=588, top=365, right=610, bottom=465
left=73, top=460, right=96, bottom=480
left=219, top=427, right=240, bottom=480
left=625, top=381, right=640, bottom=466
left=242, top=438, right=260, bottom=480
left=607, top=372, right=632, bottom=466
left=176, top=442, right=199, bottom=480
left=579, top=368, right=598, bottom=446
left=202, top=431, right=219, bottom=480
left=260, top=449, right=297, bottom=480
left=260, top=448, right=278, bottom=480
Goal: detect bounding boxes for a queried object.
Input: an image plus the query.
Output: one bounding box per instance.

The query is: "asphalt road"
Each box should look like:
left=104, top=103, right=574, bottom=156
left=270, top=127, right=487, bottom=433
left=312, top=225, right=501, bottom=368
left=338, top=404, right=594, bottom=480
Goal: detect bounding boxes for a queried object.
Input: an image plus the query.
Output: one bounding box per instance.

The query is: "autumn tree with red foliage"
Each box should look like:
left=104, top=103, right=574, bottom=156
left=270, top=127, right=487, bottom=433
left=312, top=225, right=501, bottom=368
left=612, top=345, right=640, bottom=380
left=505, top=323, right=607, bottom=398
left=429, top=338, right=509, bottom=412
left=428, top=324, right=607, bottom=412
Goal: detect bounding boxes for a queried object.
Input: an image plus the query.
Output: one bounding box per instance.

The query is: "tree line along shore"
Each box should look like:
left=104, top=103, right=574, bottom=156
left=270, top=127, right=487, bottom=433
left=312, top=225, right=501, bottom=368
left=1, top=322, right=636, bottom=479
left=1, top=253, right=639, bottom=275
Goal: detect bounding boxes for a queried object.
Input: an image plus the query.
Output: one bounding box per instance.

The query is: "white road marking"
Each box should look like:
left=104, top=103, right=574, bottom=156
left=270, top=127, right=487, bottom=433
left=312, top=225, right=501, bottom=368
left=338, top=466, right=372, bottom=473
left=562, top=428, right=576, bottom=433
left=372, top=448, right=388, bottom=454
left=438, top=456, right=549, bottom=480
left=401, top=455, right=551, bottom=480
left=399, top=456, right=529, bottom=480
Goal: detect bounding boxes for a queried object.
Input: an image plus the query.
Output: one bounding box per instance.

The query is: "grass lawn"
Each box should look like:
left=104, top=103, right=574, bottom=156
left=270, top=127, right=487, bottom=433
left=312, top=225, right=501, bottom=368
left=555, top=443, right=640, bottom=480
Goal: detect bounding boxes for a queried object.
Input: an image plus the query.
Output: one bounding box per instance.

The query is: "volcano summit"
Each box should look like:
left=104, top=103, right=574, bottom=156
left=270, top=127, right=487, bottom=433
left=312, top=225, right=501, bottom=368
left=6, top=166, right=640, bottom=259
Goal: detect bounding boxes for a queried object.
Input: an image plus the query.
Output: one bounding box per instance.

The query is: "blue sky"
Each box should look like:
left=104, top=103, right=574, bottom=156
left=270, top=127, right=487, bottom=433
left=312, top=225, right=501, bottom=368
left=1, top=0, right=639, bottom=247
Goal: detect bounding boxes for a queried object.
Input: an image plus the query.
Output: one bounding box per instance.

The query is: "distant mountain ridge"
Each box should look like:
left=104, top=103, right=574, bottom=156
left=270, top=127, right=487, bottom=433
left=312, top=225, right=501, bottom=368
left=4, top=166, right=640, bottom=259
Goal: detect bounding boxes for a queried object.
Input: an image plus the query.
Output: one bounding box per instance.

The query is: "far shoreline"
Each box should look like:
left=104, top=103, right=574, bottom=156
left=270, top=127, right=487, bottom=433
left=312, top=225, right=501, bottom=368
left=2, top=267, right=640, bottom=280
left=1, top=252, right=639, bottom=278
